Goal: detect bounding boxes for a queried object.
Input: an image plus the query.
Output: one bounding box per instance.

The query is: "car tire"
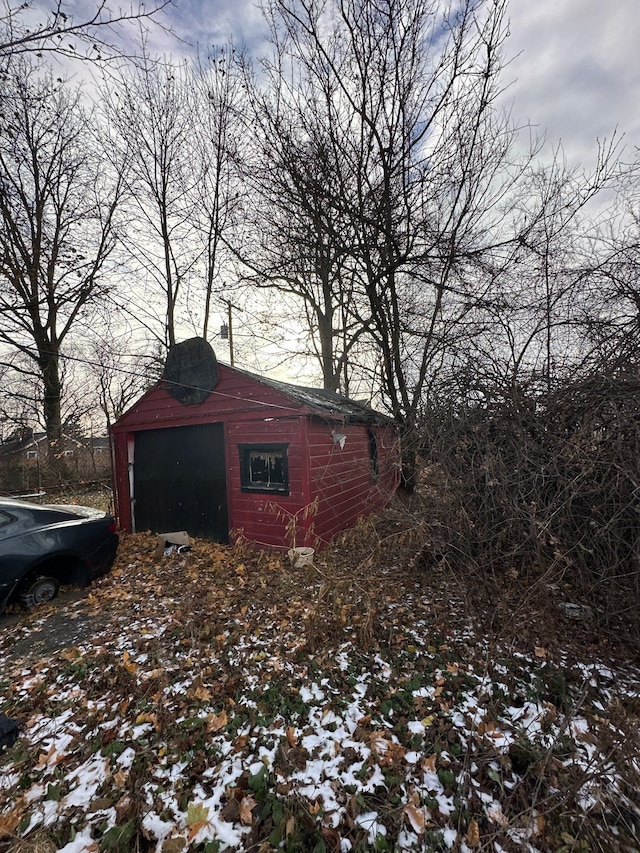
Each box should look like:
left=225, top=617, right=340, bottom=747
left=19, top=576, right=60, bottom=609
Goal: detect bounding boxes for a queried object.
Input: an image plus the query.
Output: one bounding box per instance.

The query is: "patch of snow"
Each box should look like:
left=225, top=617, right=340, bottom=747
left=299, top=683, right=325, bottom=703
left=117, top=747, right=136, bottom=769
left=443, top=827, right=458, bottom=847
left=0, top=772, right=19, bottom=790
left=63, top=756, right=110, bottom=808
left=355, top=810, right=385, bottom=844
left=57, top=829, right=98, bottom=853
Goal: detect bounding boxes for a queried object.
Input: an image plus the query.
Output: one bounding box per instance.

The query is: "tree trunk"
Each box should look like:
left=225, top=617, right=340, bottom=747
left=318, top=311, right=340, bottom=392
left=40, top=348, right=64, bottom=477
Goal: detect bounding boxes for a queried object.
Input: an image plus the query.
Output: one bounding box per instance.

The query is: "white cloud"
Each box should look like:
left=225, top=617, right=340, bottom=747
left=504, top=0, right=640, bottom=165
left=160, top=0, right=639, bottom=168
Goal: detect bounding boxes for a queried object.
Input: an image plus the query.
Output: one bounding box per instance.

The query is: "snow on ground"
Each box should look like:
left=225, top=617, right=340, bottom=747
left=1, top=535, right=640, bottom=851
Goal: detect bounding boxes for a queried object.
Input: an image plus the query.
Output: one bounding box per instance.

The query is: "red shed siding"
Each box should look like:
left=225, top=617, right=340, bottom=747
left=226, top=417, right=309, bottom=549
left=112, top=363, right=400, bottom=548
left=113, top=364, right=304, bottom=429
left=111, top=364, right=307, bottom=537
left=306, top=419, right=400, bottom=544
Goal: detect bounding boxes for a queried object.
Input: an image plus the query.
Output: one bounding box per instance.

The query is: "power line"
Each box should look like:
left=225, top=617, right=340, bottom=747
left=57, top=350, right=310, bottom=412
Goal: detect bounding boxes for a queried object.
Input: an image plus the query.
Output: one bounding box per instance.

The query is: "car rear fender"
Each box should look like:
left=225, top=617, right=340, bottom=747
left=19, top=554, right=90, bottom=591
left=0, top=582, right=18, bottom=612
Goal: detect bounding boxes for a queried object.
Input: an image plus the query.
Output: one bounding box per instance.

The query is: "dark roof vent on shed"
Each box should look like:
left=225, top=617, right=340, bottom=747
left=162, top=337, right=219, bottom=405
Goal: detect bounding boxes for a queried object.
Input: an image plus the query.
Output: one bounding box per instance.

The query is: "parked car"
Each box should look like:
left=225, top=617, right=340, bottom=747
left=0, top=498, right=119, bottom=611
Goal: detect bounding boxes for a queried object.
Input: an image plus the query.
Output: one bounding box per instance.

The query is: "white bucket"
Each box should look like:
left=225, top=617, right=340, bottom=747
left=288, top=546, right=315, bottom=568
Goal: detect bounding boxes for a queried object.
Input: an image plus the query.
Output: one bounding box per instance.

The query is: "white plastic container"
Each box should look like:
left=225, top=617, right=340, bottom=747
left=288, top=546, right=315, bottom=568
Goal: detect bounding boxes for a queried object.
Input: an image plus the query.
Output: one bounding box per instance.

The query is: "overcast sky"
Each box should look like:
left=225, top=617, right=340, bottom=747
left=156, top=0, right=640, bottom=172
left=504, top=0, right=639, bottom=167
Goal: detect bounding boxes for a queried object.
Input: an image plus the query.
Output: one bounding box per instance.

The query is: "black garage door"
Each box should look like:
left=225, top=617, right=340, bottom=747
left=133, top=423, right=229, bottom=542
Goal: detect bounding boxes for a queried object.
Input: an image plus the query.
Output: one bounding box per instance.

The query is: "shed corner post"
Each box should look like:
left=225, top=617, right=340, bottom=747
left=113, top=429, right=134, bottom=533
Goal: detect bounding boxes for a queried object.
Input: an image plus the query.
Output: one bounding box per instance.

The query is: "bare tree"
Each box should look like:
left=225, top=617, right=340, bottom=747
left=450, top=142, right=626, bottom=405
left=576, top=187, right=640, bottom=374
left=104, top=52, right=197, bottom=348
left=240, top=44, right=366, bottom=393
left=254, top=0, right=627, bottom=487
left=0, top=0, right=171, bottom=63
left=192, top=46, right=245, bottom=340
left=251, top=0, right=527, bottom=481
left=0, top=59, right=123, bottom=466
left=105, top=46, right=244, bottom=348
left=76, top=328, right=162, bottom=433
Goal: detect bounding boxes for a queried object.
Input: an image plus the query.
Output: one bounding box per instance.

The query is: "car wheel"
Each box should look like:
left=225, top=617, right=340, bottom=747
left=19, top=576, right=60, bottom=609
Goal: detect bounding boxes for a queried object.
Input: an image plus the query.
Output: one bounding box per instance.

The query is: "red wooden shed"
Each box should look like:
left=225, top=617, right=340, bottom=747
left=111, top=343, right=400, bottom=550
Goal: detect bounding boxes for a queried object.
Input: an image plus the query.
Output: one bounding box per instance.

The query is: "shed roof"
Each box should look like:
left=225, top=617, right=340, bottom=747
left=231, top=366, right=393, bottom=426
left=114, top=360, right=395, bottom=430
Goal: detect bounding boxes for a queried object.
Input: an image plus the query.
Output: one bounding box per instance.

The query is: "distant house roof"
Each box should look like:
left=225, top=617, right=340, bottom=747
left=0, top=432, right=110, bottom=459
left=0, top=439, right=21, bottom=460
left=0, top=434, right=44, bottom=460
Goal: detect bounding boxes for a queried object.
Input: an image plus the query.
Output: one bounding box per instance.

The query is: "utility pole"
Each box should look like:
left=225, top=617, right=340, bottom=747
left=221, top=299, right=235, bottom=366
left=227, top=300, right=234, bottom=366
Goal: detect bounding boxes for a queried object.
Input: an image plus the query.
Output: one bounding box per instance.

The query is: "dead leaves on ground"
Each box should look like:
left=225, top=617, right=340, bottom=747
left=1, top=532, right=640, bottom=853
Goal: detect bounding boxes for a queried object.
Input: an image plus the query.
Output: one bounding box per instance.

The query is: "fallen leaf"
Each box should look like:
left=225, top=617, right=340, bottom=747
left=533, top=813, right=546, bottom=837
left=193, top=686, right=212, bottom=701
left=286, top=725, right=297, bottom=747
left=207, top=709, right=228, bottom=731
left=221, top=798, right=240, bottom=822
left=60, top=646, right=82, bottom=660
left=0, top=799, right=26, bottom=837
left=37, top=744, right=67, bottom=768
left=239, top=795, right=256, bottom=825
left=233, top=734, right=249, bottom=751
left=142, top=668, right=164, bottom=680
left=321, top=826, right=341, bottom=851
left=37, top=745, right=57, bottom=767
left=487, top=803, right=509, bottom=827
left=122, top=651, right=138, bottom=673
left=369, top=730, right=391, bottom=755
left=89, top=797, right=113, bottom=812
left=466, top=818, right=480, bottom=847
left=185, top=802, right=211, bottom=840
left=423, top=753, right=438, bottom=773
left=135, top=712, right=159, bottom=728
left=404, top=800, right=426, bottom=834
left=115, top=794, right=132, bottom=823
left=186, top=802, right=210, bottom=827
left=113, top=769, right=128, bottom=787
left=162, top=838, right=186, bottom=853
left=535, top=646, right=547, bottom=659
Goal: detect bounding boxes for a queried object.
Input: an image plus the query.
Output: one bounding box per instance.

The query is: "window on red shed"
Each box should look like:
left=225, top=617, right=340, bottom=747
left=239, top=444, right=289, bottom=494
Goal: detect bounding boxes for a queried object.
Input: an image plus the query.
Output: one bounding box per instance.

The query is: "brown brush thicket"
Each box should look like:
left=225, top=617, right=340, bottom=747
left=420, top=373, right=640, bottom=643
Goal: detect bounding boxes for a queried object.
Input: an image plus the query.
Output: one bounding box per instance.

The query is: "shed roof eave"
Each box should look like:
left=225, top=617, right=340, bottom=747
left=112, top=362, right=396, bottom=431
